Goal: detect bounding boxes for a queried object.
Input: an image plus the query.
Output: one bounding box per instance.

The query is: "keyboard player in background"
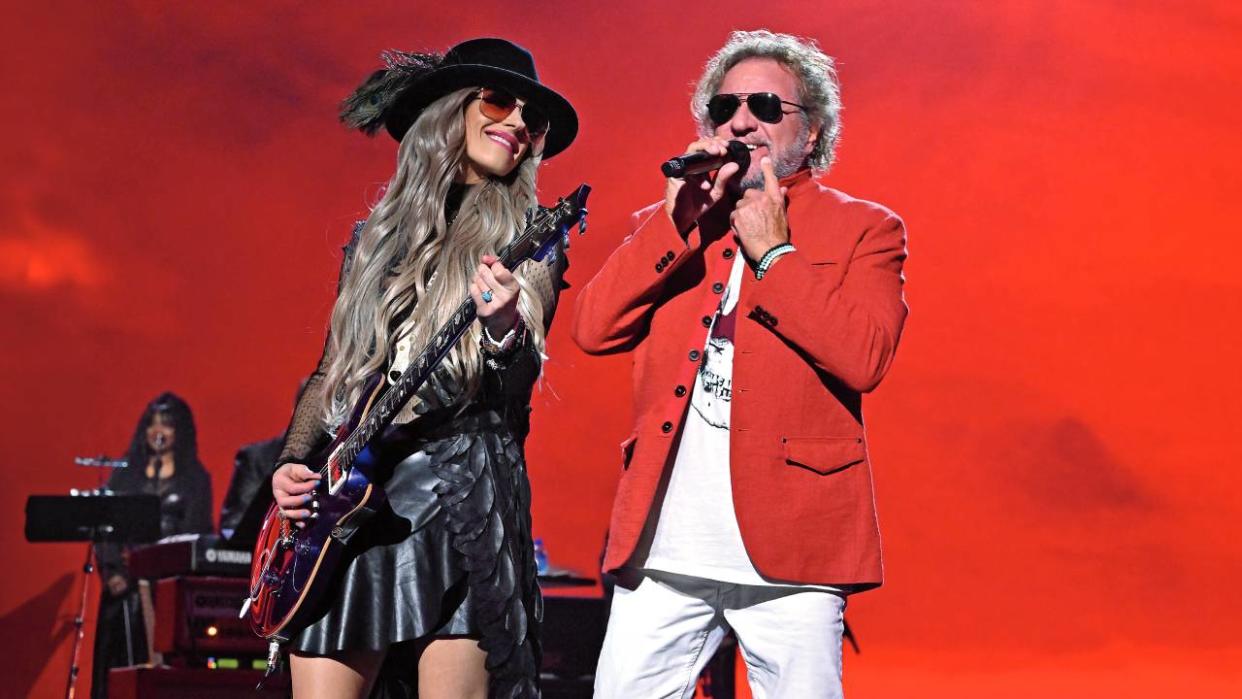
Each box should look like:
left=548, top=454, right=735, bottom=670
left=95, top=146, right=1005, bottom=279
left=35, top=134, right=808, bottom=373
left=92, top=391, right=213, bottom=699
left=218, top=433, right=283, bottom=538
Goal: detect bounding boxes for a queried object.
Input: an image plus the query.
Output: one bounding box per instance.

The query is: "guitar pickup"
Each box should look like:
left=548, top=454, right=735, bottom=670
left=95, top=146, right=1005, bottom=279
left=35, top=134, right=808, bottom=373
left=326, top=444, right=347, bottom=495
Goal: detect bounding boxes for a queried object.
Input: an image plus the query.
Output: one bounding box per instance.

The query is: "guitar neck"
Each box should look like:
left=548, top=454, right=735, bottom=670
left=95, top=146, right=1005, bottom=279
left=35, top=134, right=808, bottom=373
left=335, top=233, right=535, bottom=469
left=330, top=184, right=588, bottom=473
left=337, top=296, right=477, bottom=469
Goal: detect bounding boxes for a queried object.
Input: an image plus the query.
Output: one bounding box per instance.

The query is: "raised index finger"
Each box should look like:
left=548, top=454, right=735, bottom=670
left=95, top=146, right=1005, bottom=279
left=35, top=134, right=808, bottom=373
left=760, top=157, right=781, bottom=200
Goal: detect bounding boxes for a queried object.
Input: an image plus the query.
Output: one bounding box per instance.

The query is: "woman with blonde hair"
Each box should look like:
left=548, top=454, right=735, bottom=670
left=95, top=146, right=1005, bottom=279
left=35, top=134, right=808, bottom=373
left=270, top=38, right=577, bottom=699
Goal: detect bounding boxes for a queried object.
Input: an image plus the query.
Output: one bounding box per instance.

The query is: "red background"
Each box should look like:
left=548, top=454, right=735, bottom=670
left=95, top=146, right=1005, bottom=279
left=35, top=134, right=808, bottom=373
left=3, top=1, right=1240, bottom=696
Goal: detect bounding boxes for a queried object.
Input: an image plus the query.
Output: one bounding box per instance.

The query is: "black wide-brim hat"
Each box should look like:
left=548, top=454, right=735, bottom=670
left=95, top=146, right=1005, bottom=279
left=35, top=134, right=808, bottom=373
left=380, top=38, right=578, bottom=160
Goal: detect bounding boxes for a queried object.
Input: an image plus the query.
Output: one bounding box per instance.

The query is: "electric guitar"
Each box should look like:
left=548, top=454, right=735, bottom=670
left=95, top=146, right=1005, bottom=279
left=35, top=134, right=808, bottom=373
left=246, top=185, right=589, bottom=655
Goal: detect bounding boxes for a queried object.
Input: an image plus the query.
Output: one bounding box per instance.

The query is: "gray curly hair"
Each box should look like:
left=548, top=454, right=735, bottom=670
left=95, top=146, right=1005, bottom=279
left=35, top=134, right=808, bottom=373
left=692, top=30, right=842, bottom=172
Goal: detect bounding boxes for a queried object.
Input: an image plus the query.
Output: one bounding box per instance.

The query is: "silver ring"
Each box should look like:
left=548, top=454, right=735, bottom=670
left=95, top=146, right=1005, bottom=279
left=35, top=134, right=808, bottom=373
left=481, top=289, right=494, bottom=303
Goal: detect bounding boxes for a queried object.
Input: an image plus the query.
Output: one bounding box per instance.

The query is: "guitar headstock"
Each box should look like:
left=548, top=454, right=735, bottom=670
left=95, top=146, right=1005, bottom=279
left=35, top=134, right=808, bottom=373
left=523, top=184, right=590, bottom=263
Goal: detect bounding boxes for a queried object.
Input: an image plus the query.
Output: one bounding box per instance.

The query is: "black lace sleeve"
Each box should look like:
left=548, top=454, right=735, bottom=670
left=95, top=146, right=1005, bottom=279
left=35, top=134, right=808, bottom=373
left=277, top=222, right=364, bottom=465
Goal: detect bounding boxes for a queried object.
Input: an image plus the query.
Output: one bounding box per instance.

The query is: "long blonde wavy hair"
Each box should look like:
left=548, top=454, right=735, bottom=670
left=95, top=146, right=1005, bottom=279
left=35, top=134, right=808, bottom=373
left=320, top=87, right=547, bottom=430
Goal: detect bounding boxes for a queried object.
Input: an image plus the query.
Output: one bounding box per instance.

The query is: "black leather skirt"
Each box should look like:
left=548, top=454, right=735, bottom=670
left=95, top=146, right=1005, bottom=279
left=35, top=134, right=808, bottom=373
left=289, top=414, right=541, bottom=699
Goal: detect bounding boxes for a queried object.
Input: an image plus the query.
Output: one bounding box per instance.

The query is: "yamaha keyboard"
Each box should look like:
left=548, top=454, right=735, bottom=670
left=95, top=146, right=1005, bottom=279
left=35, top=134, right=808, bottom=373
left=128, top=533, right=252, bottom=579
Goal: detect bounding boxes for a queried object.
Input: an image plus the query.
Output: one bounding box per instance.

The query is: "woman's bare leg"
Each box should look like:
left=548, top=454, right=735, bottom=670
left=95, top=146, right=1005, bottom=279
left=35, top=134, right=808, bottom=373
left=290, top=647, right=387, bottom=699
left=418, top=637, right=489, bottom=699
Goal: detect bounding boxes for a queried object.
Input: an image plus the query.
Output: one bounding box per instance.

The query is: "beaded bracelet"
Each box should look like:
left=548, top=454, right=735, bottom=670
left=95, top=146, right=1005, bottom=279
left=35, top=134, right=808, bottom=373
left=480, top=316, right=527, bottom=368
left=755, top=243, right=796, bottom=280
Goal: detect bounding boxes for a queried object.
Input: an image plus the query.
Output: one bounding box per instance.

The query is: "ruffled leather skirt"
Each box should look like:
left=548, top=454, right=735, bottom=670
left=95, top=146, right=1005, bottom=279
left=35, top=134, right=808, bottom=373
left=289, top=413, right=541, bottom=699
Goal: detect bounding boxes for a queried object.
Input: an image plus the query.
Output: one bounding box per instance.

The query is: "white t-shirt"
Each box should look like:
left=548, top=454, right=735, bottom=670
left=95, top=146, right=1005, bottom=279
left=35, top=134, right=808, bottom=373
left=644, top=255, right=833, bottom=590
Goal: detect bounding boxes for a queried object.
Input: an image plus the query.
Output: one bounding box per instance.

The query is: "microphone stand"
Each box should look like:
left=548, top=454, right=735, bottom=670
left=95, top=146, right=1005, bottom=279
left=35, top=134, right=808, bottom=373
left=65, top=532, right=96, bottom=699
left=63, top=456, right=126, bottom=699
left=140, top=438, right=166, bottom=666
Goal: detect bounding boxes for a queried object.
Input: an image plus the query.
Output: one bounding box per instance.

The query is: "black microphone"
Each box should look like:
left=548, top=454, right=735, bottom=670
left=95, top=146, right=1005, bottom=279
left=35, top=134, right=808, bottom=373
left=661, top=140, right=754, bottom=178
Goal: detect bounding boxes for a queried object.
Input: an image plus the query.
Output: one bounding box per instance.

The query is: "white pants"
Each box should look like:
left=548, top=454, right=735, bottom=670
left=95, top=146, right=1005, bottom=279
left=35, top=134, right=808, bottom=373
left=594, top=570, right=846, bottom=699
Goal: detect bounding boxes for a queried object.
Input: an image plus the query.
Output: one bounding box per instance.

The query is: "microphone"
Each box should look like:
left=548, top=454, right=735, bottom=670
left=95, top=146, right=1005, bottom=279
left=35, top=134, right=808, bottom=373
left=154, top=433, right=167, bottom=450
left=661, top=140, right=754, bottom=178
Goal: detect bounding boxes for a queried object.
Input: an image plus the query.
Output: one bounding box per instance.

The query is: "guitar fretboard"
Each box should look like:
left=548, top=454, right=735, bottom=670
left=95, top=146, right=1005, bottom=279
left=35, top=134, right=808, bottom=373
left=326, top=187, right=587, bottom=474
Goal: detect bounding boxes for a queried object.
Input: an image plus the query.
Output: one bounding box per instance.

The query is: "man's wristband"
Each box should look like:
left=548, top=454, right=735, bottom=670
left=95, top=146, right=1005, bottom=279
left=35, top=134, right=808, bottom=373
left=755, top=243, right=796, bottom=280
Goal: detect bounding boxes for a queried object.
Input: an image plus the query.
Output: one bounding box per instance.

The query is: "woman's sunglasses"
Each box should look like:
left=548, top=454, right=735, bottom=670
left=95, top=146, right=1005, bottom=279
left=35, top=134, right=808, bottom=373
left=473, top=87, right=550, bottom=137
left=708, top=92, right=807, bottom=126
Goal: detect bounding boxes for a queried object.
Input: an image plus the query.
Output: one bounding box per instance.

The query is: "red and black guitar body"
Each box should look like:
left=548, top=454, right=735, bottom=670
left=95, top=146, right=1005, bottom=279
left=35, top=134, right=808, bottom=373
left=246, top=185, right=589, bottom=648
left=246, top=376, right=386, bottom=641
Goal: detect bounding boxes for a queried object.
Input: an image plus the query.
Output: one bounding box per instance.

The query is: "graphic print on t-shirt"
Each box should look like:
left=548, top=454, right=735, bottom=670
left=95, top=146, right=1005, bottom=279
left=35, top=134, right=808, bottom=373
left=692, top=261, right=741, bottom=430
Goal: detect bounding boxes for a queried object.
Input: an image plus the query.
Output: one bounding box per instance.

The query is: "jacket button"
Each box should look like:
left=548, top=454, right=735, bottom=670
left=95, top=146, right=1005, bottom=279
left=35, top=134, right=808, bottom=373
left=712, top=282, right=724, bottom=293
left=689, top=349, right=700, bottom=361
left=723, top=248, right=735, bottom=259
left=661, top=421, right=674, bottom=433
left=701, top=315, right=712, bottom=327
left=655, top=262, right=664, bottom=272
left=674, top=385, right=687, bottom=397
left=665, top=251, right=675, bottom=262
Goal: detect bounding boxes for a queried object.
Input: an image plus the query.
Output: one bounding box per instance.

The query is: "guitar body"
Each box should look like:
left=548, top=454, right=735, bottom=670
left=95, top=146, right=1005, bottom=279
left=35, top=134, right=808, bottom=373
left=248, top=379, right=387, bottom=641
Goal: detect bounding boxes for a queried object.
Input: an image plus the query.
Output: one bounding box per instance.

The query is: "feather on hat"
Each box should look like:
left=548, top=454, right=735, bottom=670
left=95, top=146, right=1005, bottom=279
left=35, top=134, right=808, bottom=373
left=339, top=50, right=443, bottom=136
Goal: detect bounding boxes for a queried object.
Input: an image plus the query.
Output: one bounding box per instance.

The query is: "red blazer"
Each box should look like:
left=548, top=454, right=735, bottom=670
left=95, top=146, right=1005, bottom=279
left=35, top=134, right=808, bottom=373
left=571, top=170, right=908, bottom=588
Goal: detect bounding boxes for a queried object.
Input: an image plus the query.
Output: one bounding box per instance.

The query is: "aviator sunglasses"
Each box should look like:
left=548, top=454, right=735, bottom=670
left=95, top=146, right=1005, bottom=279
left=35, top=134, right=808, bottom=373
left=708, top=92, right=807, bottom=126
left=472, top=87, right=550, bottom=137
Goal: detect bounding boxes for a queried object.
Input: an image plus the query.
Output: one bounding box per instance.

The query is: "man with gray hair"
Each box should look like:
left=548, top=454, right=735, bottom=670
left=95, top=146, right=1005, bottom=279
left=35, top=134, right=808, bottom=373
left=572, top=30, right=908, bottom=697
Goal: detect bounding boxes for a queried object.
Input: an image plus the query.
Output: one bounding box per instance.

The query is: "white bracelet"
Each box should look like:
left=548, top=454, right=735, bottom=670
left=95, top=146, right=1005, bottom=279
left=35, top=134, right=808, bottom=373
left=481, top=316, right=526, bottom=356
left=755, top=243, right=796, bottom=280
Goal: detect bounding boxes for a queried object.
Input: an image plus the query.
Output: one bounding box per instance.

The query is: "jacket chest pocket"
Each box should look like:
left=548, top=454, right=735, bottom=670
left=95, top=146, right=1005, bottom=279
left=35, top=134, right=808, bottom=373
left=782, top=436, right=865, bottom=475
